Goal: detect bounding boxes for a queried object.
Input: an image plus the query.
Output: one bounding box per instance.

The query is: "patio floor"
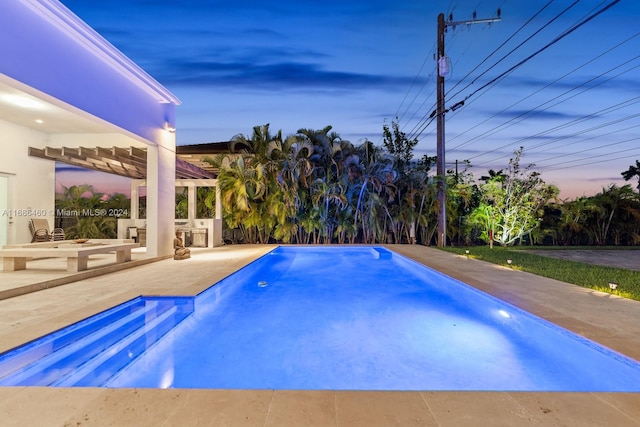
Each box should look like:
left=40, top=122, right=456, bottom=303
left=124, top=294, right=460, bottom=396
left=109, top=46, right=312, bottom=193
left=1, top=244, right=639, bottom=426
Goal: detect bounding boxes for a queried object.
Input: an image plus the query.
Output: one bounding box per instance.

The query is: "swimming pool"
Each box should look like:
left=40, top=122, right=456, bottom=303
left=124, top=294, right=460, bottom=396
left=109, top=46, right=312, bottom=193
left=2, top=246, right=640, bottom=391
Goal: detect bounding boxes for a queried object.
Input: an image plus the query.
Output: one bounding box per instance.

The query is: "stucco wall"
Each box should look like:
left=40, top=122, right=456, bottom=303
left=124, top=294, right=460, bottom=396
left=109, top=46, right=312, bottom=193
left=0, top=119, right=55, bottom=244
left=0, top=1, right=176, bottom=146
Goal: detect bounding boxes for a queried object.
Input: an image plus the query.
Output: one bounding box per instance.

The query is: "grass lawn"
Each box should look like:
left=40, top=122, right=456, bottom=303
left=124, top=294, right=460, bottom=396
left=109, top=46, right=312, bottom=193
left=441, top=246, right=640, bottom=302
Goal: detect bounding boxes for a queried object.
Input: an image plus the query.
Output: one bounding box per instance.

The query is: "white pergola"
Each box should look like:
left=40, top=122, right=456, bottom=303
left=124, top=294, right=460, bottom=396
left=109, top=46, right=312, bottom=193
left=27, top=145, right=224, bottom=248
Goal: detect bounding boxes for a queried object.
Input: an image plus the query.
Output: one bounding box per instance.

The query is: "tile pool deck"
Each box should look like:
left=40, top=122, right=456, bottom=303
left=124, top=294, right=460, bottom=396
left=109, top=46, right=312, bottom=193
left=1, top=244, right=639, bottom=426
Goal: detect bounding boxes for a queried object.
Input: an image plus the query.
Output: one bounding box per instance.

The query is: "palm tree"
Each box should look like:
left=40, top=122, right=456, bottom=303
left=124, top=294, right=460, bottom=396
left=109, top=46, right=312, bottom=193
left=175, top=187, right=188, bottom=219
left=556, top=197, right=591, bottom=245
left=621, top=160, right=640, bottom=191
left=479, top=169, right=506, bottom=183
left=214, top=155, right=267, bottom=243
left=196, top=187, right=216, bottom=218
left=56, top=184, right=121, bottom=238
left=584, top=184, right=637, bottom=245
left=231, top=124, right=282, bottom=165
left=296, top=126, right=342, bottom=179
left=350, top=145, right=396, bottom=243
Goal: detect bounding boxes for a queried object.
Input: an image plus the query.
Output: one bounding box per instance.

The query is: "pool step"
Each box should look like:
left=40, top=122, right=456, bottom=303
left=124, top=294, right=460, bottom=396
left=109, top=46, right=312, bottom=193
left=371, top=247, right=392, bottom=259
left=0, top=297, right=150, bottom=381
left=52, top=306, right=180, bottom=387
left=0, top=300, right=164, bottom=386
left=0, top=296, right=194, bottom=386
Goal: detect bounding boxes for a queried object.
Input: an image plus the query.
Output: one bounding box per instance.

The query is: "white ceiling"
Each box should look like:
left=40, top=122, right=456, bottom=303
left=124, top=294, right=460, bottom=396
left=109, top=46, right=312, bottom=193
left=0, top=79, right=112, bottom=134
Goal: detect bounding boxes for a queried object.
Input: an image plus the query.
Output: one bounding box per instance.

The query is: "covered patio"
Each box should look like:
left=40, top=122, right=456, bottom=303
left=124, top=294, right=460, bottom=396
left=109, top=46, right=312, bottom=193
left=27, top=144, right=224, bottom=249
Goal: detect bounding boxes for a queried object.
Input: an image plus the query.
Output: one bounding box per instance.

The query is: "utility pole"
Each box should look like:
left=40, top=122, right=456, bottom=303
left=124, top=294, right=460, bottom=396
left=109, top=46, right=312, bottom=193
left=436, top=12, right=446, bottom=248
left=436, top=11, right=501, bottom=247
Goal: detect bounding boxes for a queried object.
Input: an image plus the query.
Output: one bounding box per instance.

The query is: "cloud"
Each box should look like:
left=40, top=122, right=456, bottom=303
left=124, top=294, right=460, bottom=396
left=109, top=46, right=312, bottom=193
left=157, top=58, right=424, bottom=92
left=489, top=74, right=639, bottom=93
left=490, top=109, right=588, bottom=121
left=586, top=176, right=625, bottom=182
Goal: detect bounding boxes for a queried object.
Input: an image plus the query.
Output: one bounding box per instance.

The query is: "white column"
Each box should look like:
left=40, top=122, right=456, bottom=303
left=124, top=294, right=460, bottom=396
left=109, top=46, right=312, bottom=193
left=188, top=183, right=196, bottom=224
left=215, top=182, right=222, bottom=220
left=130, top=180, right=140, bottom=220
left=145, top=133, right=176, bottom=257
left=213, top=181, right=223, bottom=246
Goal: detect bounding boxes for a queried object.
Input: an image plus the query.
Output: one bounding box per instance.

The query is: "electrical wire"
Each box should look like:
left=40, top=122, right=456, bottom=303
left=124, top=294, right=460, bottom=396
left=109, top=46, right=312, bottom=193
left=407, top=0, right=575, bottom=142
left=544, top=151, right=640, bottom=172
left=537, top=130, right=640, bottom=165
left=400, top=0, right=630, bottom=188
left=447, top=31, right=640, bottom=149
left=457, top=53, right=640, bottom=161
left=440, top=1, right=637, bottom=176
left=445, top=0, right=559, bottom=103
left=474, top=113, right=640, bottom=169
left=544, top=141, right=640, bottom=170
left=391, top=52, right=433, bottom=124
left=457, top=0, right=621, bottom=108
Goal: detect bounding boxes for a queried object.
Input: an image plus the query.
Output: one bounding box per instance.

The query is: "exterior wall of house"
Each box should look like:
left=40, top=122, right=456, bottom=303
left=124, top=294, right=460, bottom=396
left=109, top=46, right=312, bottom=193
left=0, top=119, right=55, bottom=244
left=0, top=1, right=178, bottom=145
left=0, top=1, right=180, bottom=256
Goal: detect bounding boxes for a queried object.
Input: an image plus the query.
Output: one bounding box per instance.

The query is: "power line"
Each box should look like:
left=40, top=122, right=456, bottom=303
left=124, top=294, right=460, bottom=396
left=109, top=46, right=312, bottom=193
left=407, top=0, right=567, bottom=142
left=457, top=54, right=640, bottom=162
left=472, top=109, right=640, bottom=169
left=391, top=51, right=433, bottom=124
left=404, top=0, right=629, bottom=187
left=447, top=31, right=640, bottom=149
left=407, top=0, right=587, bottom=143
left=543, top=143, right=640, bottom=171
left=536, top=130, right=640, bottom=165
left=445, top=0, right=559, bottom=103
left=454, top=0, right=620, bottom=113
left=523, top=111, right=640, bottom=155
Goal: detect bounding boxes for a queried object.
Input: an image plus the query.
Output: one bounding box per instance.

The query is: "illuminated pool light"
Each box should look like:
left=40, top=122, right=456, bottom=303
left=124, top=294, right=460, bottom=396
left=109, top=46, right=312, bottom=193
left=498, top=309, right=511, bottom=318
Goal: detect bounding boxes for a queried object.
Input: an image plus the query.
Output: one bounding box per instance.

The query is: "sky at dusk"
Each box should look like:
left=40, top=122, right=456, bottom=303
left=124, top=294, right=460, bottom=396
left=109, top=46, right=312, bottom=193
left=57, top=0, right=640, bottom=199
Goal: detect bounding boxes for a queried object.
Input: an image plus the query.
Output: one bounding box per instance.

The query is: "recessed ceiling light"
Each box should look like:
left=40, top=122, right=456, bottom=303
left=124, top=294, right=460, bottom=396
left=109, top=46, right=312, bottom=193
left=35, top=119, right=44, bottom=124
left=1, top=94, right=47, bottom=110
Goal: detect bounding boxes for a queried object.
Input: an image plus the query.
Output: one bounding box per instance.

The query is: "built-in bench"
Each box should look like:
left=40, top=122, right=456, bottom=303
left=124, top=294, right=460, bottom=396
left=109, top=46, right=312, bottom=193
left=0, top=241, right=140, bottom=273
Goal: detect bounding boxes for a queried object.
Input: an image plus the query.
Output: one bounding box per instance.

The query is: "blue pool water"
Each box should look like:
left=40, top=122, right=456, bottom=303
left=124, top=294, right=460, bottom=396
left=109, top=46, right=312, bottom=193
left=2, top=246, right=640, bottom=391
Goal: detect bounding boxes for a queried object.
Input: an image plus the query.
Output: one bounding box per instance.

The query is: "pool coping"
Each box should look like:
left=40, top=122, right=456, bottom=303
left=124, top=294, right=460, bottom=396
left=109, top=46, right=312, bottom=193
left=1, top=244, right=640, bottom=426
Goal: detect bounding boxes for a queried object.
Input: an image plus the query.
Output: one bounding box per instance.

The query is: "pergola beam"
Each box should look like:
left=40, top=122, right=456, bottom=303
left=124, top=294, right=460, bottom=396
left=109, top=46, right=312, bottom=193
left=29, top=145, right=212, bottom=180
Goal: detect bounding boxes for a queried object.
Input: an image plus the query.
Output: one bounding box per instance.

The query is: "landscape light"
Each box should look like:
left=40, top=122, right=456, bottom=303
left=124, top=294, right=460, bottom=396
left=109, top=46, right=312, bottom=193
left=465, top=249, right=470, bottom=257
left=507, top=259, right=512, bottom=266
left=609, top=282, right=618, bottom=290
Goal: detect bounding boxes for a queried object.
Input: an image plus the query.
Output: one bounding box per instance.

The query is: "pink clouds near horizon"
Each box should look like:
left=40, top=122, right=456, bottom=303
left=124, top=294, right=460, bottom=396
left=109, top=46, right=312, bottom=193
left=56, top=166, right=132, bottom=197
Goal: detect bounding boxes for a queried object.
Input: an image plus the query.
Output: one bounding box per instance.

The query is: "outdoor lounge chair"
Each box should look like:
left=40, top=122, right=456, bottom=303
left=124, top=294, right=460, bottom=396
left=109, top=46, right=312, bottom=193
left=29, top=218, right=65, bottom=242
